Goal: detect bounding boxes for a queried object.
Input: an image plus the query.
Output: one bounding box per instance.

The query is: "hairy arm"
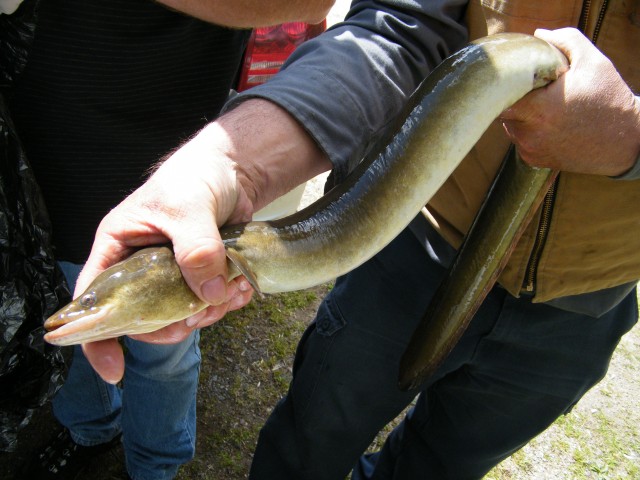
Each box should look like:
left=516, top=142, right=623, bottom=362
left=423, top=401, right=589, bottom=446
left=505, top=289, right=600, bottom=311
left=227, top=0, right=469, bottom=182
left=156, top=0, right=335, bottom=27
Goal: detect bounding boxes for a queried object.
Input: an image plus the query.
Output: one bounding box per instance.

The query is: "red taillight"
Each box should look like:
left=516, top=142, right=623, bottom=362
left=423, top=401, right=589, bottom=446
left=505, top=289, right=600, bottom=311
left=237, top=20, right=327, bottom=92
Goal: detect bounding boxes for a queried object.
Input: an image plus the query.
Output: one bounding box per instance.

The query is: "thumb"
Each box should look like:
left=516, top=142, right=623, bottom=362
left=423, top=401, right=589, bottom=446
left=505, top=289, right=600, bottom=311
left=170, top=214, right=231, bottom=307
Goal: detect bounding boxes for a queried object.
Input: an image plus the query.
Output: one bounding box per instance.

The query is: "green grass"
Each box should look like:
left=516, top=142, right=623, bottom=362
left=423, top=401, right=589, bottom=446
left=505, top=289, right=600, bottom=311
left=175, top=287, right=325, bottom=480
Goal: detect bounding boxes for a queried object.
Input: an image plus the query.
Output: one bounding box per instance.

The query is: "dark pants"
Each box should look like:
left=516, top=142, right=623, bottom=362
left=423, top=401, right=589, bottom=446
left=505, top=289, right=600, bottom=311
left=249, top=227, right=638, bottom=480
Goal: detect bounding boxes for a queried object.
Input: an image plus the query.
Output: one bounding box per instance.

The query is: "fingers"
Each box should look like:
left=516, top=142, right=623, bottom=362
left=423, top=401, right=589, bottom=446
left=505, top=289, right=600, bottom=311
left=185, top=277, right=254, bottom=328
left=82, top=340, right=125, bottom=384
left=79, top=274, right=253, bottom=384
left=499, top=85, right=564, bottom=169
left=501, top=27, right=638, bottom=176
left=498, top=28, right=583, bottom=169
left=130, top=321, right=196, bottom=344
left=171, top=227, right=230, bottom=306
left=500, top=28, right=580, bottom=124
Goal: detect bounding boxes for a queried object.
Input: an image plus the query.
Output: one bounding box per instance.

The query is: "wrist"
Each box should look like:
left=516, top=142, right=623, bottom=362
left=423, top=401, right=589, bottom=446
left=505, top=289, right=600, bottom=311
left=151, top=123, right=254, bottom=226
left=215, top=98, right=331, bottom=212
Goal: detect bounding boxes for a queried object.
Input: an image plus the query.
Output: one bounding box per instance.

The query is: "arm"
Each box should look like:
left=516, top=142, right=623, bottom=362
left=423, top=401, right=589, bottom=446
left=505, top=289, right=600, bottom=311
left=500, top=28, right=640, bottom=177
left=79, top=99, right=331, bottom=383
left=155, top=0, right=335, bottom=27
left=80, top=0, right=470, bottom=382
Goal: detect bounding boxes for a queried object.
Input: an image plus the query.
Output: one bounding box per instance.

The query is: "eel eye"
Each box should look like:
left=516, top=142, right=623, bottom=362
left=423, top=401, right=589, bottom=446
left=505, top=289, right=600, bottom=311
left=79, top=292, right=97, bottom=309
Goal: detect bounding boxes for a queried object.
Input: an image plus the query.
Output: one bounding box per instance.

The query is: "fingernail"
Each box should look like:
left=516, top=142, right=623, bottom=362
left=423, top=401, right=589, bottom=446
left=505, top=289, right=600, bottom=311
left=186, top=309, right=207, bottom=328
left=202, top=276, right=226, bottom=305
left=238, top=278, right=252, bottom=292
left=186, top=317, right=197, bottom=328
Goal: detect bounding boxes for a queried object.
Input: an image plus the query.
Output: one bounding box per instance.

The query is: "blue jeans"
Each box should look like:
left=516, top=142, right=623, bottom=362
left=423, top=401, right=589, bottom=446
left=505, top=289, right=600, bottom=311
left=248, top=225, right=638, bottom=480
left=54, top=262, right=201, bottom=480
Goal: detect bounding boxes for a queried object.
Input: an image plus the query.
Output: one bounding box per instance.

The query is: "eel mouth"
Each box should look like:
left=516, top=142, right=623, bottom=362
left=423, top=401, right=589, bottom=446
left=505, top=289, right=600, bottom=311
left=44, top=307, right=112, bottom=346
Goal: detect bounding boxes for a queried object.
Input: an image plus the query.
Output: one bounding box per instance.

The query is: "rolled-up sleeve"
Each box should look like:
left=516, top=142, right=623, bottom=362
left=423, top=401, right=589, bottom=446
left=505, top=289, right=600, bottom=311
left=224, top=0, right=469, bottom=183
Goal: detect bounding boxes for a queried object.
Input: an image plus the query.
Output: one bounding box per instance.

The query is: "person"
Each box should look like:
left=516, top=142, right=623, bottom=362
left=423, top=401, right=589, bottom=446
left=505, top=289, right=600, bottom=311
left=8, top=0, right=334, bottom=479
left=55, top=0, right=639, bottom=478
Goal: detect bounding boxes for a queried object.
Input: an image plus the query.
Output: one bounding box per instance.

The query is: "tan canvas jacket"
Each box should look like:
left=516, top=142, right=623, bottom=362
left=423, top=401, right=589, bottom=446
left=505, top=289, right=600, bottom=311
left=426, top=0, right=640, bottom=302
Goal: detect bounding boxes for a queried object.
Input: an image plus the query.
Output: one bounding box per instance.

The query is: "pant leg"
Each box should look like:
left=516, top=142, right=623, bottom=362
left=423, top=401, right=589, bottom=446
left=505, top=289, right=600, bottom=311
left=355, top=287, right=639, bottom=479
left=122, top=332, right=201, bottom=480
left=53, top=344, right=124, bottom=445
left=249, top=227, right=452, bottom=480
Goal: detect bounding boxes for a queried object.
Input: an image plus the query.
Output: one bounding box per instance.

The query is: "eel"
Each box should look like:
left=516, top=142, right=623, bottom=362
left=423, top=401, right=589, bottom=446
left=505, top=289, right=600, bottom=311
left=44, top=33, right=568, bottom=347
left=397, top=151, right=558, bottom=390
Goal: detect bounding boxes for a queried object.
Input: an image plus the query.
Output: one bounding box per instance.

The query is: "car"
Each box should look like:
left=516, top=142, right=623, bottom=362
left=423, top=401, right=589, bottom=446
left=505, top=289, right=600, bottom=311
left=237, top=21, right=327, bottom=91
left=238, top=20, right=328, bottom=220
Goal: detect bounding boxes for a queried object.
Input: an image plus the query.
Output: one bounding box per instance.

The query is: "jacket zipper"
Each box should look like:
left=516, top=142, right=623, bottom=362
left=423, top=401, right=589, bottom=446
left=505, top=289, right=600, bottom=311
left=578, top=0, right=610, bottom=41
left=521, top=0, right=609, bottom=294
left=523, top=180, right=557, bottom=292
left=578, top=0, right=592, bottom=32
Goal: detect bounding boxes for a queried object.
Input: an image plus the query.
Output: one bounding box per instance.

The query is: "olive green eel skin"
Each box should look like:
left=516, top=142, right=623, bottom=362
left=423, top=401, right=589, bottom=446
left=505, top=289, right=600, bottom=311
left=44, top=33, right=567, bottom=347
left=398, top=152, right=558, bottom=390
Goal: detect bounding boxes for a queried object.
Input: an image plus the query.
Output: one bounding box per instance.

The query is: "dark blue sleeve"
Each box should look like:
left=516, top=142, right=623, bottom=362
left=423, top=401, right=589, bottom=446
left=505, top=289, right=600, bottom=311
left=224, top=0, right=469, bottom=183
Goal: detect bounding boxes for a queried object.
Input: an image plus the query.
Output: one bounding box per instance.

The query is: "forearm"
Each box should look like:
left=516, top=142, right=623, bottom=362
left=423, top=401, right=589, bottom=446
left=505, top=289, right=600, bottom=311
left=205, top=99, right=332, bottom=214
left=155, top=0, right=334, bottom=27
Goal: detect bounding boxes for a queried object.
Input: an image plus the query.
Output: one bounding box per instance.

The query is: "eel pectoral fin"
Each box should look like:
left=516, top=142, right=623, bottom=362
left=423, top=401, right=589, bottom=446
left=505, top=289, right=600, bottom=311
left=225, top=248, right=263, bottom=297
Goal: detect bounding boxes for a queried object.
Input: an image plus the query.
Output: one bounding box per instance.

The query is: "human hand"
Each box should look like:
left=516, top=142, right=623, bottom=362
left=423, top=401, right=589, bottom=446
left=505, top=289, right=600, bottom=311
left=76, top=99, right=331, bottom=383
left=500, top=28, right=640, bottom=176
left=77, top=123, right=257, bottom=383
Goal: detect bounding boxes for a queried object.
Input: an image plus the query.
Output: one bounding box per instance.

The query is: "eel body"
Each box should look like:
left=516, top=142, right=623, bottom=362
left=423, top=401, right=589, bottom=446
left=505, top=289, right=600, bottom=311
left=44, top=33, right=567, bottom=347
left=398, top=153, right=558, bottom=390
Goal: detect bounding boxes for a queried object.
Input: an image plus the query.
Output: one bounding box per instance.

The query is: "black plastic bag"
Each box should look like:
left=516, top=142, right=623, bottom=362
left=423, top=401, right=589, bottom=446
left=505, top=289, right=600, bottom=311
left=1, top=0, right=37, bottom=87
left=1, top=1, right=71, bottom=452
left=0, top=94, right=71, bottom=452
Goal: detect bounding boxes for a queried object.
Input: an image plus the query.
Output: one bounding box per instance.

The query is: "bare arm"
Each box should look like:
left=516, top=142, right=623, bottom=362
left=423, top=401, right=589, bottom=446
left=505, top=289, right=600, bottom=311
left=156, top=0, right=335, bottom=27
